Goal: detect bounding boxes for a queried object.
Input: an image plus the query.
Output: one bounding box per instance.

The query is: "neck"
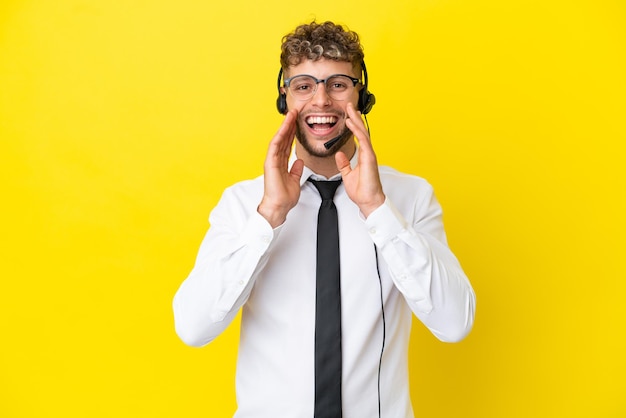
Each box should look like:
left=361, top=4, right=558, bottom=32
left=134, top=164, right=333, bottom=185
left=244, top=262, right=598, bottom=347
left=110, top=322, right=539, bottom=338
left=297, top=140, right=356, bottom=178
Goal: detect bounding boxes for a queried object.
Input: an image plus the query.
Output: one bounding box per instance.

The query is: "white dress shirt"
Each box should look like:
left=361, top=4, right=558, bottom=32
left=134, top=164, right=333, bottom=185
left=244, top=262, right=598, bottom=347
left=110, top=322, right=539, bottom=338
left=173, top=150, right=476, bottom=418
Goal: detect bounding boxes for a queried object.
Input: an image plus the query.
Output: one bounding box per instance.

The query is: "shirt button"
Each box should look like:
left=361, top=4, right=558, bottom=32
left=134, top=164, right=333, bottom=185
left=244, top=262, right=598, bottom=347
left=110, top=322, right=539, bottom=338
left=369, top=227, right=377, bottom=235
left=238, top=280, right=245, bottom=286
left=261, top=236, right=271, bottom=243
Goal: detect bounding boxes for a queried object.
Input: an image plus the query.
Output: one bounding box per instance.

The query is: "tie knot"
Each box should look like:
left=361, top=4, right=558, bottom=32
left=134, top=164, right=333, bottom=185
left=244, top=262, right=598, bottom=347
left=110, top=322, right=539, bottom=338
left=309, top=179, right=342, bottom=201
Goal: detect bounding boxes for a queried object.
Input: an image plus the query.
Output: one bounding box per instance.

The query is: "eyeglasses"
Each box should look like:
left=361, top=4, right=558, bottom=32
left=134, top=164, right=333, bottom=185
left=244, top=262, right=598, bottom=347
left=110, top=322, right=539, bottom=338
left=283, top=74, right=361, bottom=101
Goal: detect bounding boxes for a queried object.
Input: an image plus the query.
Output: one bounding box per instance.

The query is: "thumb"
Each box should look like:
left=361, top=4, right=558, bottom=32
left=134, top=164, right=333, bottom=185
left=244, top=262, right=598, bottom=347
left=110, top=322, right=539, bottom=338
left=290, top=158, right=305, bottom=180
left=335, top=151, right=352, bottom=177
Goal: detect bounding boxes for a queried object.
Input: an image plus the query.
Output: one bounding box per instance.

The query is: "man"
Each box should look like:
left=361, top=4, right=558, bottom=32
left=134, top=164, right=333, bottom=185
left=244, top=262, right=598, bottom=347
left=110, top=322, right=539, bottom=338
left=173, top=20, right=476, bottom=418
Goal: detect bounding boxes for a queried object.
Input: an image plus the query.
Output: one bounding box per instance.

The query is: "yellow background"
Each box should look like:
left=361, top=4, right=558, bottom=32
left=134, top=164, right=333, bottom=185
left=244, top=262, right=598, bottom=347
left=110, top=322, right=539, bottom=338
left=1, top=0, right=624, bottom=417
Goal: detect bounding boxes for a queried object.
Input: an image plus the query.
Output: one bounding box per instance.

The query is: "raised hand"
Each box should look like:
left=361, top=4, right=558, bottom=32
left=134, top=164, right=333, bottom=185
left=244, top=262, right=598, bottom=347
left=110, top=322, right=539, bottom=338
left=257, top=109, right=305, bottom=228
left=335, top=103, right=386, bottom=218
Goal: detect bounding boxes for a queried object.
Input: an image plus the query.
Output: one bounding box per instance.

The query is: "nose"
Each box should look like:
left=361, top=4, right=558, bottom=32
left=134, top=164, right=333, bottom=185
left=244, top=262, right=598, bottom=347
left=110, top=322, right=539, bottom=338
left=310, top=81, right=332, bottom=107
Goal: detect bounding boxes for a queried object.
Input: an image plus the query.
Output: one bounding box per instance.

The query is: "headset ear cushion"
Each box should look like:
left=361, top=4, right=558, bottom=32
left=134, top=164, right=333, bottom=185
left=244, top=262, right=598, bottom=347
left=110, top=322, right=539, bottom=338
left=276, top=93, right=287, bottom=115
left=358, top=89, right=375, bottom=115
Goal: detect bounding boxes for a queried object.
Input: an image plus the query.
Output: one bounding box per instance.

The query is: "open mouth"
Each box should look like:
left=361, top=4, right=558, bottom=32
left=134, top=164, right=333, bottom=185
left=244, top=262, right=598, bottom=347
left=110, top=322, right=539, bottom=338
left=305, top=115, right=338, bottom=133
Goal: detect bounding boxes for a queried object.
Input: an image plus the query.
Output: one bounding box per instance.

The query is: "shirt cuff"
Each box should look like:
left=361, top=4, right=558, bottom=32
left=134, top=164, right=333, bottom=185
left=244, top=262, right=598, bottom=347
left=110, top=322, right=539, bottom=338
left=363, top=198, right=407, bottom=246
left=242, top=210, right=282, bottom=253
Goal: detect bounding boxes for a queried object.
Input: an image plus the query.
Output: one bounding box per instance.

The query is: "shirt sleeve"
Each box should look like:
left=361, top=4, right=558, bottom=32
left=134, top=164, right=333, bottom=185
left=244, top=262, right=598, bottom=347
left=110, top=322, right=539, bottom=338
left=173, top=186, right=280, bottom=347
left=364, top=187, right=476, bottom=343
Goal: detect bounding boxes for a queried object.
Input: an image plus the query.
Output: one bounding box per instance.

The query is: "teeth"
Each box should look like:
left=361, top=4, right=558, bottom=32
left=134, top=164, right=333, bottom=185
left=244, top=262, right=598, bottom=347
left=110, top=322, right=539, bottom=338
left=306, top=116, right=337, bottom=124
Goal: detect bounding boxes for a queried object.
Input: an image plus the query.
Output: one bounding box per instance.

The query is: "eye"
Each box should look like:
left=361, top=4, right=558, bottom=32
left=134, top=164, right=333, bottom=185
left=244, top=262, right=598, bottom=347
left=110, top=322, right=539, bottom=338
left=290, top=76, right=316, bottom=92
left=327, top=77, right=349, bottom=91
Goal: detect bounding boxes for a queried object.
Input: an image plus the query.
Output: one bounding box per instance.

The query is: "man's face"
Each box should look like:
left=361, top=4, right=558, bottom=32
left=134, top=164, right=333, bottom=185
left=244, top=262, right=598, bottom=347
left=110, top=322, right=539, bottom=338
left=283, top=59, right=360, bottom=158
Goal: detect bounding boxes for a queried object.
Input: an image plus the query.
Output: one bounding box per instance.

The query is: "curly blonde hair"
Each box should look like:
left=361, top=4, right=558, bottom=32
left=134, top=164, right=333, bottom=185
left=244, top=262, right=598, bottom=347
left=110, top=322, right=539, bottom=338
left=280, top=21, right=364, bottom=73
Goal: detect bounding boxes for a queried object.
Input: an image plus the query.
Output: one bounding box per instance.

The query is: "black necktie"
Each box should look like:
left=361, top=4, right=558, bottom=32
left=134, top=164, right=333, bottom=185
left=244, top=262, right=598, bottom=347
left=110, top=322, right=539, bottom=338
left=309, top=179, right=343, bottom=418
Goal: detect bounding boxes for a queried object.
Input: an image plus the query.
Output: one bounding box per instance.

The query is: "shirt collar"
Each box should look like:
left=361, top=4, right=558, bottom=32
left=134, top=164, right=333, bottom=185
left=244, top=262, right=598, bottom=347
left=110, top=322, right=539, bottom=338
left=288, top=147, right=359, bottom=186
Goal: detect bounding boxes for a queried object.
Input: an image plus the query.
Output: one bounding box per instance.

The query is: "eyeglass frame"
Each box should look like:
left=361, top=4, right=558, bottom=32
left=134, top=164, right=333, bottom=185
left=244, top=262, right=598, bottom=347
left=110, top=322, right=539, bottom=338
left=282, top=73, right=361, bottom=101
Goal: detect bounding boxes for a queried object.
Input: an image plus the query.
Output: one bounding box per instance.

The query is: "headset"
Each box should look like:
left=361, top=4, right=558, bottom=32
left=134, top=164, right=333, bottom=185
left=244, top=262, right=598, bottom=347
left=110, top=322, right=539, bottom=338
left=276, top=61, right=376, bottom=115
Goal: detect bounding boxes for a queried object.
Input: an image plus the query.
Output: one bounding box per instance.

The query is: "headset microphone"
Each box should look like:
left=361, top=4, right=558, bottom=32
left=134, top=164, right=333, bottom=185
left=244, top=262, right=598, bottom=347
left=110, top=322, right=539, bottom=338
left=323, top=134, right=343, bottom=149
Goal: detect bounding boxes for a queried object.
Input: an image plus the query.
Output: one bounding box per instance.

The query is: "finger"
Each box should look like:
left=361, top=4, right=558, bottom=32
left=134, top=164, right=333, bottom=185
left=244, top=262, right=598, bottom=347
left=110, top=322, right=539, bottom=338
left=345, top=104, right=369, bottom=143
left=347, top=104, right=379, bottom=156
left=280, top=110, right=298, bottom=149
left=269, top=109, right=298, bottom=157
